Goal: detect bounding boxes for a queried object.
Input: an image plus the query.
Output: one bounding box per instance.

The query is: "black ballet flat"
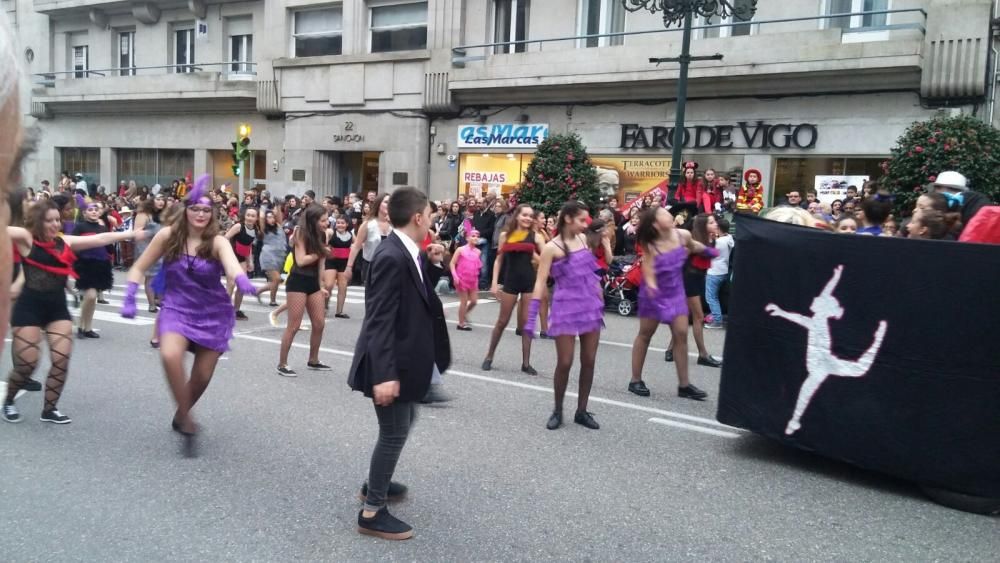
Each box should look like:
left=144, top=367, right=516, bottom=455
left=521, top=365, right=538, bottom=376
left=335, top=313, right=350, bottom=319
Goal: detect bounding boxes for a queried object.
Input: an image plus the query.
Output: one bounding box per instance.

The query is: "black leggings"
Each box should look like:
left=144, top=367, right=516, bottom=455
left=552, top=332, right=600, bottom=415
left=363, top=400, right=417, bottom=511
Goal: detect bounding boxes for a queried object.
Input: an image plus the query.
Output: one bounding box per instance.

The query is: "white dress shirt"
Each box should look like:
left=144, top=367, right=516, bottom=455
left=397, top=231, right=423, bottom=283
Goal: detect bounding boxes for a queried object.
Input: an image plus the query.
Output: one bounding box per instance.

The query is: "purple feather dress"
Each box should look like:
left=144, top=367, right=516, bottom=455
left=546, top=248, right=605, bottom=336
left=156, top=255, right=235, bottom=353
left=637, top=246, right=688, bottom=323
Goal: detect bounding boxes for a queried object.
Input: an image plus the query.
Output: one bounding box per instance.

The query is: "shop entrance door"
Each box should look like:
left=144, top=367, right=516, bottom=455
left=313, top=151, right=381, bottom=198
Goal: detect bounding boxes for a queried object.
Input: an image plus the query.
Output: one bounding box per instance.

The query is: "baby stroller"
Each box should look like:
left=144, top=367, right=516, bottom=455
left=603, top=255, right=641, bottom=316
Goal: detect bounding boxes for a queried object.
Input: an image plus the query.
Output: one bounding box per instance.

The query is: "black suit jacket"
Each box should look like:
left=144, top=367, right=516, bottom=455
left=348, top=232, right=451, bottom=402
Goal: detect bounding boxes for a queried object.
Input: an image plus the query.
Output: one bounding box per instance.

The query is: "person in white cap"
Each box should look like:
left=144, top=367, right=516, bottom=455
left=74, top=173, right=88, bottom=197
left=931, top=170, right=990, bottom=227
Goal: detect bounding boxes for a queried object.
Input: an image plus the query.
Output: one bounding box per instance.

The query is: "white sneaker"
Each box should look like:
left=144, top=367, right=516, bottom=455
left=269, top=310, right=281, bottom=328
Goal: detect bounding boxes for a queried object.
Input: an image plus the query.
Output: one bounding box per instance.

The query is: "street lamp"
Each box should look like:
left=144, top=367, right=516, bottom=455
left=622, top=0, right=758, bottom=198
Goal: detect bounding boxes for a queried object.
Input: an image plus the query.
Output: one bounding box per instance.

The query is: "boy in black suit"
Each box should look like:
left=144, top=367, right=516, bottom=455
left=348, top=186, right=451, bottom=540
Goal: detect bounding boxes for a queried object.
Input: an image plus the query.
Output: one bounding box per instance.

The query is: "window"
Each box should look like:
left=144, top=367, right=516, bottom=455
left=580, top=0, right=625, bottom=48
left=60, top=148, right=100, bottom=185
left=175, top=28, right=195, bottom=73
left=494, top=0, right=528, bottom=54
left=773, top=157, right=885, bottom=206
left=699, top=0, right=754, bottom=38
left=117, top=149, right=194, bottom=187
left=118, top=31, right=135, bottom=76
left=73, top=45, right=88, bottom=78
left=226, top=17, right=254, bottom=75
left=293, top=7, right=343, bottom=57
left=826, top=0, right=889, bottom=30
left=370, top=1, right=428, bottom=53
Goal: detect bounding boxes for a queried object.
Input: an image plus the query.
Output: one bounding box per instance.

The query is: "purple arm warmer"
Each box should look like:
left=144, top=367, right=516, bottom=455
left=522, top=298, right=541, bottom=338
left=121, top=281, right=139, bottom=318
left=234, top=274, right=258, bottom=296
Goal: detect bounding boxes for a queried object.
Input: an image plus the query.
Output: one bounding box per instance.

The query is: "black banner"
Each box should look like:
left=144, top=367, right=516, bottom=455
left=717, top=215, right=1000, bottom=498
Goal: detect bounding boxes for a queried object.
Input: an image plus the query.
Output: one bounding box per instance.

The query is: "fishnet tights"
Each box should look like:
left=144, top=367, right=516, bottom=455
left=5, top=326, right=73, bottom=411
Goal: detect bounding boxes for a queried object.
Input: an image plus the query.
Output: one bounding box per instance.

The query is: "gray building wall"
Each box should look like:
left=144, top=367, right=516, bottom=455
left=9, top=0, right=997, bottom=202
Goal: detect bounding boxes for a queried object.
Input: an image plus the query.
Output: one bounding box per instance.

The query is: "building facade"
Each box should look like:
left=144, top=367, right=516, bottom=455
left=8, top=0, right=998, bottom=205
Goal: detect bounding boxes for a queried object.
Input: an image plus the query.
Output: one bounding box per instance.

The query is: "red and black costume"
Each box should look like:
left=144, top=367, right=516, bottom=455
left=13, top=238, right=78, bottom=327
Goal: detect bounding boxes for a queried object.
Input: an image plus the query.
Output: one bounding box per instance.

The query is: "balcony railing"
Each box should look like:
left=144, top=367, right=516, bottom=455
left=452, top=8, right=927, bottom=67
left=34, top=62, right=257, bottom=87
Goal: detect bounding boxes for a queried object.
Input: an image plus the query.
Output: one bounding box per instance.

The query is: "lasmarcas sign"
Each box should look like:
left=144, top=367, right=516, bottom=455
left=458, top=124, right=549, bottom=149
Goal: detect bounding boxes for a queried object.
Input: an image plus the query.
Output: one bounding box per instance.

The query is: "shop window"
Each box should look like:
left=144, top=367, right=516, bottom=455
left=227, top=17, right=254, bottom=75
left=494, top=0, right=529, bottom=54
left=370, top=1, right=428, bottom=53
left=773, top=157, right=885, bottom=206
left=580, top=0, right=625, bottom=47
left=118, top=31, right=135, bottom=76
left=825, top=0, right=889, bottom=30
left=459, top=153, right=530, bottom=197
left=174, top=27, right=195, bottom=73
left=60, top=148, right=100, bottom=185
left=293, top=6, right=343, bottom=57
left=698, top=0, right=754, bottom=38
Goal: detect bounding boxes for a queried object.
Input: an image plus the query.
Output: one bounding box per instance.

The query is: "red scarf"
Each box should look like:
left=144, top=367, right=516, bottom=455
left=21, top=238, right=78, bottom=278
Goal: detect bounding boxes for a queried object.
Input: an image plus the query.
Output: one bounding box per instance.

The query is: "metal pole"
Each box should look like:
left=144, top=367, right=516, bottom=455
left=669, top=9, right=694, bottom=199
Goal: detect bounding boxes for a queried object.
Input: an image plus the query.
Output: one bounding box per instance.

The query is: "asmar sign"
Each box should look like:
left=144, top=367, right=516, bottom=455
left=458, top=124, right=549, bottom=149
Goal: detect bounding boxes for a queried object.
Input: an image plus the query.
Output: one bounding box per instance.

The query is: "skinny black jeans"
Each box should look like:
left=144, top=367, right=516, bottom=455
left=363, top=400, right=417, bottom=511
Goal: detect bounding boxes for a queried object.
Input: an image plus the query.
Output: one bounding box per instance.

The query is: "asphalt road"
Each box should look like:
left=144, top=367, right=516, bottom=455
left=1, top=275, right=997, bottom=562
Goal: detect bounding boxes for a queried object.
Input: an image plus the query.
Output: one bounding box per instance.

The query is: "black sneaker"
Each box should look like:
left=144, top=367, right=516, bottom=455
left=40, top=409, right=72, bottom=424
left=574, top=411, right=600, bottom=430
left=678, top=384, right=708, bottom=401
left=664, top=349, right=674, bottom=362
left=22, top=378, right=42, bottom=392
left=307, top=361, right=332, bottom=371
left=359, top=481, right=409, bottom=502
left=697, top=355, right=723, bottom=368
left=481, top=358, right=492, bottom=371
left=77, top=329, right=100, bottom=339
left=357, top=507, right=414, bottom=540
left=521, top=365, right=538, bottom=376
left=277, top=365, right=297, bottom=377
left=96, top=298, right=110, bottom=305
left=546, top=411, right=562, bottom=430
left=628, top=381, right=651, bottom=397
left=235, top=310, right=248, bottom=321
left=2, top=402, right=21, bottom=423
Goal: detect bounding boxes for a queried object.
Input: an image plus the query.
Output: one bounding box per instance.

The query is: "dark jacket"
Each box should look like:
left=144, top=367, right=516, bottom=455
left=348, top=232, right=451, bottom=402
left=472, top=209, right=497, bottom=243
left=960, top=190, right=990, bottom=228
left=439, top=213, right=462, bottom=240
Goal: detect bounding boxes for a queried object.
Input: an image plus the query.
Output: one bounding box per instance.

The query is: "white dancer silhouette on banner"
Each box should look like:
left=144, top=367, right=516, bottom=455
left=765, top=265, right=888, bottom=436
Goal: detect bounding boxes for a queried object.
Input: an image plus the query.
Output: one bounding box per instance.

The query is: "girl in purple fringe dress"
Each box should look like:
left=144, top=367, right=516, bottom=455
left=524, top=201, right=605, bottom=431
left=449, top=229, right=482, bottom=330
left=628, top=207, right=718, bottom=401
left=123, top=175, right=257, bottom=457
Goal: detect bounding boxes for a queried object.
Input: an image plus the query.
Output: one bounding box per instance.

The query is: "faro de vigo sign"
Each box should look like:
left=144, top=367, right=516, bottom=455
left=620, top=122, right=818, bottom=150
left=458, top=123, right=549, bottom=149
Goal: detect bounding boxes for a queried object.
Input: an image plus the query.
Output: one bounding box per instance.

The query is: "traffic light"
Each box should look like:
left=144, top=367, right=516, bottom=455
left=236, top=123, right=251, bottom=160
left=231, top=123, right=252, bottom=176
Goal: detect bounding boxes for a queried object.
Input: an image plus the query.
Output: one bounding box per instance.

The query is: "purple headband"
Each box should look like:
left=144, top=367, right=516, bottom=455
left=185, top=173, right=211, bottom=207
